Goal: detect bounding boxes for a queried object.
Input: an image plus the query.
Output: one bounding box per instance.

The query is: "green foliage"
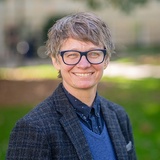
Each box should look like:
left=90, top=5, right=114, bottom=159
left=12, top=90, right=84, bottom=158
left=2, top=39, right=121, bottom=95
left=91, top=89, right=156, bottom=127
left=122, top=45, right=160, bottom=55
left=86, top=0, right=101, bottom=9
left=80, top=0, right=160, bottom=13
left=112, top=45, right=160, bottom=65
left=108, top=0, right=148, bottom=13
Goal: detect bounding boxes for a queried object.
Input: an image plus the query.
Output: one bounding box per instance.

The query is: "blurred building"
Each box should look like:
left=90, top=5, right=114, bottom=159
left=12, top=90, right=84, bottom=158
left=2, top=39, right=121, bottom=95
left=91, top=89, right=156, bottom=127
left=0, top=0, right=160, bottom=64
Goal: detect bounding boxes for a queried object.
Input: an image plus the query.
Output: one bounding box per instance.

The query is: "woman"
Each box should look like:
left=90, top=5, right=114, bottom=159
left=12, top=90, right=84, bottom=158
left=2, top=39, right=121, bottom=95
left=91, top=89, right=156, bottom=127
left=7, top=12, right=137, bottom=160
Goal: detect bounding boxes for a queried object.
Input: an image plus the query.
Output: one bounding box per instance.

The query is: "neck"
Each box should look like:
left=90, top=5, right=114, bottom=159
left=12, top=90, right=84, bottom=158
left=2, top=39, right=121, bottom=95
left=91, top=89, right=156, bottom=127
left=63, top=84, right=97, bottom=107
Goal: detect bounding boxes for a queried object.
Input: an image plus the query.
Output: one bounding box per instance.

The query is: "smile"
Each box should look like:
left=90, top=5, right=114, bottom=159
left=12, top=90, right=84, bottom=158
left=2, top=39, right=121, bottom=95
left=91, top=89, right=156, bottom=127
left=74, top=73, right=93, bottom=77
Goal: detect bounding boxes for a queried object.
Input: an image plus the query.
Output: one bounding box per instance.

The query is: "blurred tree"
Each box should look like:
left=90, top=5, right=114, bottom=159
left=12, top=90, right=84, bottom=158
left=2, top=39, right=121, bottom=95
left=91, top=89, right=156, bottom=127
left=77, top=0, right=160, bottom=13
left=107, top=0, right=149, bottom=13
left=42, top=14, right=66, bottom=42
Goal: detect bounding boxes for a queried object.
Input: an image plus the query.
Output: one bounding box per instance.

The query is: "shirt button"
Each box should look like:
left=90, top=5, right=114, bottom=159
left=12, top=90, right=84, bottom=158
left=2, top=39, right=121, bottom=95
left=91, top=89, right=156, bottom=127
left=83, top=116, right=86, bottom=120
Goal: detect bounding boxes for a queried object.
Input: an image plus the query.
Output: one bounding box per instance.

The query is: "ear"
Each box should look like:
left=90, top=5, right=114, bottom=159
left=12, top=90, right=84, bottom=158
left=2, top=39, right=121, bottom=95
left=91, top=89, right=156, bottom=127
left=51, top=56, right=61, bottom=70
left=104, top=57, right=110, bottom=69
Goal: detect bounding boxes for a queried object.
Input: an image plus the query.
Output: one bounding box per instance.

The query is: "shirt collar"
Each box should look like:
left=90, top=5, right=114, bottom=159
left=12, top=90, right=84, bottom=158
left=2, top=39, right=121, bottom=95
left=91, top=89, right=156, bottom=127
left=62, top=85, right=101, bottom=118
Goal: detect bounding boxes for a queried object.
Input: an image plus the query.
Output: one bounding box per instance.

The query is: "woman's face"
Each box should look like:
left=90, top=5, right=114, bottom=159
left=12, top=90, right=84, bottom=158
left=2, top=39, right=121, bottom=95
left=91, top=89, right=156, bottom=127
left=52, top=38, right=108, bottom=93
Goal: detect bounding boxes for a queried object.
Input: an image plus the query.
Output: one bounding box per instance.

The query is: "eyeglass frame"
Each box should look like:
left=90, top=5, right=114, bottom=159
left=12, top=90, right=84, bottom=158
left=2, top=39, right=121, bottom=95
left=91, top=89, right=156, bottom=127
left=59, top=49, right=107, bottom=65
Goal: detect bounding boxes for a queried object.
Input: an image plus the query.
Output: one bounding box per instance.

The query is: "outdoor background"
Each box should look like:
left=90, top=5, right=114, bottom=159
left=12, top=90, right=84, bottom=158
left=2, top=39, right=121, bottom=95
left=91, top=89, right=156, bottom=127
left=0, top=0, right=160, bottom=159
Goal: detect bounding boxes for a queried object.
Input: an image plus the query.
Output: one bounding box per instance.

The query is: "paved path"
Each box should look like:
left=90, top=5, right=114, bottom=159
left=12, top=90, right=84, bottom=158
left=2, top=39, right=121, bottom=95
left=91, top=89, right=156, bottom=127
left=104, top=62, right=160, bottom=79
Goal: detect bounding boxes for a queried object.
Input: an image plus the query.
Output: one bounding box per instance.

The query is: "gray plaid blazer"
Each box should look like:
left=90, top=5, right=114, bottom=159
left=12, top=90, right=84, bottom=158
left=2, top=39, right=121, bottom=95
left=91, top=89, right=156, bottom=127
left=6, top=83, right=137, bottom=160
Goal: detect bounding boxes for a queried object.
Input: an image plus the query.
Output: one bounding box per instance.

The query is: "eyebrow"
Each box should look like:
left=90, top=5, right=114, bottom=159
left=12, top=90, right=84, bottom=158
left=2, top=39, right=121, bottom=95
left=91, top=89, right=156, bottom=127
left=60, top=47, right=103, bottom=52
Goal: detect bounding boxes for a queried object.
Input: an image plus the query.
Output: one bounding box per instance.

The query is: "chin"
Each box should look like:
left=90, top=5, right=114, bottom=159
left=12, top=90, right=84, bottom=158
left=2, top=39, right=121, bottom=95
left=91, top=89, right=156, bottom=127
left=76, top=83, right=96, bottom=90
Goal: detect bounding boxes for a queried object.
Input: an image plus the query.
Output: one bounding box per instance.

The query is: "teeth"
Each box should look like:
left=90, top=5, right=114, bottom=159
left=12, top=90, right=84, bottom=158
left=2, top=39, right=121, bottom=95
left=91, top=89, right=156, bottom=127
left=75, top=73, right=91, bottom=77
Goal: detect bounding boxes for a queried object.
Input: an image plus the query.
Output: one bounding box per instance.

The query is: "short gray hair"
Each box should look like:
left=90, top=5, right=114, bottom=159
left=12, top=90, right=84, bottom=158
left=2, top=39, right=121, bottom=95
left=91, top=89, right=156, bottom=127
left=46, top=12, right=115, bottom=58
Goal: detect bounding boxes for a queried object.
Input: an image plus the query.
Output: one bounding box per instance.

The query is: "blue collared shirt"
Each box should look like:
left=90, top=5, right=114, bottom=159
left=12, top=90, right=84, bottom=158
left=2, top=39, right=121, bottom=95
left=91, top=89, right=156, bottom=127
left=62, top=86, right=104, bottom=134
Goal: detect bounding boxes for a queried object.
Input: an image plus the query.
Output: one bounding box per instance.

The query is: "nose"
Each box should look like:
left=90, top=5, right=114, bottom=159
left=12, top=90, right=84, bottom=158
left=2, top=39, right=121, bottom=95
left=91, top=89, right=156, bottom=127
left=76, top=55, right=91, bottom=68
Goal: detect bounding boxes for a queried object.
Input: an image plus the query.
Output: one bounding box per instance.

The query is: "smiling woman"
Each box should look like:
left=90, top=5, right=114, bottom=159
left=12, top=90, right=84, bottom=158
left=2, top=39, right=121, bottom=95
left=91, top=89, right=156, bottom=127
left=51, top=38, right=107, bottom=95
left=6, top=12, right=137, bottom=160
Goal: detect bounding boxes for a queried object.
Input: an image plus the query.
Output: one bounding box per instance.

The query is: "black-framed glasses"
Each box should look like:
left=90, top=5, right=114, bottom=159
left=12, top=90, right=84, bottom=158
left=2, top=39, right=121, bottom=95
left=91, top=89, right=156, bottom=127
left=59, top=49, right=107, bottom=65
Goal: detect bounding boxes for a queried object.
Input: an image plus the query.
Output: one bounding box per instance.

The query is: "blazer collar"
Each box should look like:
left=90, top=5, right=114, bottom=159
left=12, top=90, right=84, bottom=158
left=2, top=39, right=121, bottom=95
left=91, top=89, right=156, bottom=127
left=100, top=98, right=128, bottom=160
left=52, top=83, right=93, bottom=160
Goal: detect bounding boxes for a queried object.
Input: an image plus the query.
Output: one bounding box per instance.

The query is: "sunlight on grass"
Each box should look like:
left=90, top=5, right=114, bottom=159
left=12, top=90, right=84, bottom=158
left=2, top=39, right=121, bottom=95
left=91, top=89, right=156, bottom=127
left=0, top=65, right=58, bottom=80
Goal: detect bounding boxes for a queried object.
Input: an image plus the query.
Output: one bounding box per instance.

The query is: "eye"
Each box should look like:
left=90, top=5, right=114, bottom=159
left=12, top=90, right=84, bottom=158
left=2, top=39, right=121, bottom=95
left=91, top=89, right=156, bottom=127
left=88, top=51, right=101, bottom=58
left=65, top=52, right=79, bottom=59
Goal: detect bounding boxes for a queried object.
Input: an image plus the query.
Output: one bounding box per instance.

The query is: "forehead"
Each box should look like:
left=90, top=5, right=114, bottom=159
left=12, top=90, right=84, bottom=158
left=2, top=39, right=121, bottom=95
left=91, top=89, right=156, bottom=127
left=60, top=38, right=103, bottom=50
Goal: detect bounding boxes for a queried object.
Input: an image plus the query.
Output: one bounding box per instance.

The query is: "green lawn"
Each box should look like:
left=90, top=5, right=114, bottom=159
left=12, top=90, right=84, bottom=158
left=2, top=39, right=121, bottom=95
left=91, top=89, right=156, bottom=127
left=0, top=78, right=160, bottom=159
left=0, top=106, right=32, bottom=159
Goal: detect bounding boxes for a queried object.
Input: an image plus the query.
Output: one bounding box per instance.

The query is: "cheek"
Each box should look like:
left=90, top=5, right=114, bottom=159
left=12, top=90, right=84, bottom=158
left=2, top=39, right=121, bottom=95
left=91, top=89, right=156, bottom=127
left=94, top=64, right=104, bottom=71
left=60, top=65, right=74, bottom=74
left=96, top=65, right=106, bottom=78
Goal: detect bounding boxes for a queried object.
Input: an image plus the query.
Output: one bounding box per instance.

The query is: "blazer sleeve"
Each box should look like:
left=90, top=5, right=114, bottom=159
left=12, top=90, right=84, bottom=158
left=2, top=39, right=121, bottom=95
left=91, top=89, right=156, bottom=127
left=6, top=118, right=51, bottom=160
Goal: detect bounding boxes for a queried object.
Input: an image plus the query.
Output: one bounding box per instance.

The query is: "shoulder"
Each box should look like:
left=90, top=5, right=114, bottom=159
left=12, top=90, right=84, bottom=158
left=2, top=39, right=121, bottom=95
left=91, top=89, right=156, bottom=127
left=99, top=95, right=133, bottom=131
left=15, top=95, right=55, bottom=130
left=99, top=96, right=126, bottom=114
left=98, top=95, right=131, bottom=127
left=15, top=83, right=64, bottom=131
left=15, top=83, right=67, bottom=130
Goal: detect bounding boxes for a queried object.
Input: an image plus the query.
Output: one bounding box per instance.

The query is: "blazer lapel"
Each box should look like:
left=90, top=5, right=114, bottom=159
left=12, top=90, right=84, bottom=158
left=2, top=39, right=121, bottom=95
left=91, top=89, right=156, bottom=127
left=53, top=84, right=92, bottom=160
left=101, top=105, right=128, bottom=160
left=59, top=111, right=92, bottom=160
